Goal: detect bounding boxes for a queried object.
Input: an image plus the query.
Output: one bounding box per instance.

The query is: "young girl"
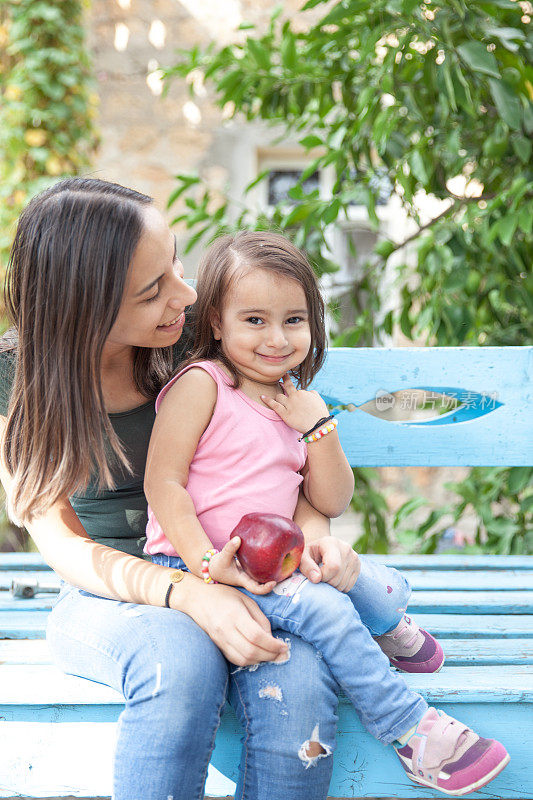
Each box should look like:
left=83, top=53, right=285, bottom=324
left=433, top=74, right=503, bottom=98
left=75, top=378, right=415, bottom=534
left=144, top=231, right=509, bottom=796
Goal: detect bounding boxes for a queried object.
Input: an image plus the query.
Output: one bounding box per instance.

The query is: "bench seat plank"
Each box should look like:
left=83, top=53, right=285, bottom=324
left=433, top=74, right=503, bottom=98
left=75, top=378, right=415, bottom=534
left=0, top=699, right=530, bottom=799
left=0, top=553, right=53, bottom=571
left=0, top=639, right=52, bottom=663
left=401, top=570, right=533, bottom=591
left=2, top=610, right=533, bottom=639
left=2, top=553, right=532, bottom=571
left=413, top=613, right=533, bottom=637
left=375, top=555, right=533, bottom=570
left=407, top=590, right=533, bottom=614
left=3, top=588, right=533, bottom=613
left=4, top=635, right=533, bottom=668
left=2, top=663, right=532, bottom=705
left=4, top=567, right=533, bottom=592
left=0, top=610, right=51, bottom=638
left=2, top=635, right=533, bottom=668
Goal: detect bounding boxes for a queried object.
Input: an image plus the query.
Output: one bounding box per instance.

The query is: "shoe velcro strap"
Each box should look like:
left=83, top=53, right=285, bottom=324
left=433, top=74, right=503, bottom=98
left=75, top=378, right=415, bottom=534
left=421, top=716, right=471, bottom=772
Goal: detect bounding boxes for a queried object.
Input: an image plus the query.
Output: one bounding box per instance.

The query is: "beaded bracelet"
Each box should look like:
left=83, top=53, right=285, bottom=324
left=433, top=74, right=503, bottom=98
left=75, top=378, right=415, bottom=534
left=303, top=418, right=338, bottom=444
left=201, top=548, right=219, bottom=584
left=298, top=415, right=334, bottom=441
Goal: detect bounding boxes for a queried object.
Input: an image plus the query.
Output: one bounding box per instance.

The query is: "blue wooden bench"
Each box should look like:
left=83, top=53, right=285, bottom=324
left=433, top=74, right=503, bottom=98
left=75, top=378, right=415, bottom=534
left=1, top=346, right=532, bottom=799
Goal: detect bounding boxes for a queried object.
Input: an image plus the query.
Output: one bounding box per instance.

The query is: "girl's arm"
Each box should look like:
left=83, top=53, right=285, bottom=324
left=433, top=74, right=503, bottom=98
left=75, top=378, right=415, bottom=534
left=144, top=368, right=219, bottom=576
left=144, top=368, right=275, bottom=594
left=0, top=414, right=286, bottom=666
left=262, top=375, right=354, bottom=517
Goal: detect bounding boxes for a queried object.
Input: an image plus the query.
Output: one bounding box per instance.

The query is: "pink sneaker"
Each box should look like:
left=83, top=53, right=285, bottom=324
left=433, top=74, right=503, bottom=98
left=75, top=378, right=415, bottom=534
left=375, top=614, right=445, bottom=673
left=394, top=708, right=510, bottom=796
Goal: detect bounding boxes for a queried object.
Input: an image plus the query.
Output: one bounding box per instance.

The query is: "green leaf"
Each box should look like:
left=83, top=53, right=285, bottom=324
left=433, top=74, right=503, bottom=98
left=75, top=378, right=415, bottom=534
left=489, top=79, right=521, bottom=129
left=512, top=135, right=532, bottom=164
left=184, top=223, right=212, bottom=254
left=496, top=214, right=518, bottom=246
left=247, top=38, right=270, bottom=70
left=322, top=198, right=340, bottom=225
left=518, top=204, right=533, bottom=235
left=245, top=168, right=270, bottom=193
left=409, top=150, right=429, bottom=185
left=167, top=175, right=200, bottom=208
left=281, top=31, right=297, bottom=70
left=299, top=134, right=323, bottom=149
left=393, top=497, right=427, bottom=529
left=328, top=125, right=347, bottom=150
left=400, top=304, right=412, bottom=339
left=524, top=102, right=533, bottom=135
left=483, top=26, right=526, bottom=52
left=375, top=239, right=396, bottom=259
left=508, top=467, right=533, bottom=494
left=216, top=69, right=244, bottom=93
left=283, top=202, right=314, bottom=227
left=442, top=60, right=457, bottom=112
left=383, top=309, right=393, bottom=336
left=457, top=42, right=500, bottom=79
left=520, top=495, right=533, bottom=514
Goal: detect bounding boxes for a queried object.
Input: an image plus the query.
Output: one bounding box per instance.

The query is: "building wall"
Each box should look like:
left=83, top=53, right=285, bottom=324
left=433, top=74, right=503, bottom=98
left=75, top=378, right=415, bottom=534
left=87, top=0, right=310, bottom=274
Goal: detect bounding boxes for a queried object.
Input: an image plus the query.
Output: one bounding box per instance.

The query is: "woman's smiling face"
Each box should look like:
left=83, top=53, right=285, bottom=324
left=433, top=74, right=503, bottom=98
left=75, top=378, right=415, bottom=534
left=107, top=205, right=197, bottom=350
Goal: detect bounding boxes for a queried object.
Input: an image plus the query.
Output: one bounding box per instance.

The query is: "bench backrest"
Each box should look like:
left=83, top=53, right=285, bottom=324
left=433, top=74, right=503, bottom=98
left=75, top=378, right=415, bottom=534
left=310, top=346, right=532, bottom=466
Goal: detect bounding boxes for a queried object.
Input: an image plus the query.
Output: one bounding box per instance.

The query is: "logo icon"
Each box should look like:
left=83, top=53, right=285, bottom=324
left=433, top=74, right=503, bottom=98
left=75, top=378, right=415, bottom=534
left=375, top=390, right=395, bottom=412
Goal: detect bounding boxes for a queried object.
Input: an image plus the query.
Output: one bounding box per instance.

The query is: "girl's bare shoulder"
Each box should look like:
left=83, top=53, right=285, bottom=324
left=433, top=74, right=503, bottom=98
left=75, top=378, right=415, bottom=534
left=159, top=364, right=218, bottom=413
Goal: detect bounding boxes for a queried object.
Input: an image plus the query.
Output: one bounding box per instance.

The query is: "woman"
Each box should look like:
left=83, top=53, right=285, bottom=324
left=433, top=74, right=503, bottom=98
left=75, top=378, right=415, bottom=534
left=0, top=177, right=359, bottom=800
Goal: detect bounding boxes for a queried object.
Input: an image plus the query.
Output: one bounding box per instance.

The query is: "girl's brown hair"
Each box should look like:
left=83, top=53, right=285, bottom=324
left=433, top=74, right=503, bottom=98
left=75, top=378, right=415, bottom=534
left=185, top=230, right=326, bottom=389
left=2, top=177, right=176, bottom=524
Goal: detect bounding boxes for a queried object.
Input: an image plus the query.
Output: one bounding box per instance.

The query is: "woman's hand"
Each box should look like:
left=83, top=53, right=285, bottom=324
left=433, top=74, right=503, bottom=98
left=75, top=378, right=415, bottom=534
left=299, top=536, right=360, bottom=593
left=261, top=374, right=329, bottom=434
left=208, top=537, right=277, bottom=595
left=184, top=578, right=288, bottom=667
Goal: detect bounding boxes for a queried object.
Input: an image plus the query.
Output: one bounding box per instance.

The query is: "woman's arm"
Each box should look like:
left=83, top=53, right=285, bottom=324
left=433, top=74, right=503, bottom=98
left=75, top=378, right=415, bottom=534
left=0, top=414, right=286, bottom=665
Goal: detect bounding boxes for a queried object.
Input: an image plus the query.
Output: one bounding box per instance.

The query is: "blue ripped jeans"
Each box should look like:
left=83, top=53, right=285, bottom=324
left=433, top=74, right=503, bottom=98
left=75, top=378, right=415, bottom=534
left=46, top=555, right=426, bottom=800
left=154, top=554, right=427, bottom=743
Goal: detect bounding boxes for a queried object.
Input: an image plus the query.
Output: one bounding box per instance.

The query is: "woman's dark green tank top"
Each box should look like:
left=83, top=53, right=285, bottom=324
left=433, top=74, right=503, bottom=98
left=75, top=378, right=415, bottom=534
left=0, top=331, right=192, bottom=558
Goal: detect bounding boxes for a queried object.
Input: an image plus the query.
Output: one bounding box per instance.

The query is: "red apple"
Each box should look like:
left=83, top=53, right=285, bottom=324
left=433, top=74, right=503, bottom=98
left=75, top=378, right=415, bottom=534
left=230, top=512, right=305, bottom=584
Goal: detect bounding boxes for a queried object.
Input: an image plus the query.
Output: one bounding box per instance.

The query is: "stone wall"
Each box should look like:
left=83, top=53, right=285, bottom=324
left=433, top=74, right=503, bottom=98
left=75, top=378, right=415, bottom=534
left=87, top=0, right=310, bottom=274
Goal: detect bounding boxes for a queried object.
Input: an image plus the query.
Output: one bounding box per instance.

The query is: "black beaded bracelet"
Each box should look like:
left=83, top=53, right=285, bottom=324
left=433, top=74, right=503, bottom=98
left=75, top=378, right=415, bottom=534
left=298, top=415, right=334, bottom=441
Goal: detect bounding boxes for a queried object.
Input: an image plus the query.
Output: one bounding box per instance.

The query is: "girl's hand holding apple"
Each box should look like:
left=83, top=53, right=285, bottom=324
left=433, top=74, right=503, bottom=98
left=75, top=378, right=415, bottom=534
left=208, top=537, right=278, bottom=595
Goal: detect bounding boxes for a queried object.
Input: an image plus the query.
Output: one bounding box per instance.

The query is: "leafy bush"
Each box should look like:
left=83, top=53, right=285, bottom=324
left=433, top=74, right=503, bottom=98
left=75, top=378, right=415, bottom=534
left=0, top=0, right=98, bottom=280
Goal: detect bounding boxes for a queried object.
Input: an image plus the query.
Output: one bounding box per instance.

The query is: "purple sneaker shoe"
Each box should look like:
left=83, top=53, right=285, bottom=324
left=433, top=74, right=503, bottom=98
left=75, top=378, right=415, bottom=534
left=375, top=614, right=445, bottom=673
left=393, top=707, right=510, bottom=796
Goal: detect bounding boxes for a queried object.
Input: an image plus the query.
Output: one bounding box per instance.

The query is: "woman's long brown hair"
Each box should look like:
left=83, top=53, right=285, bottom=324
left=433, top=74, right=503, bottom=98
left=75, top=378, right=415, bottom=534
left=184, top=231, right=326, bottom=389
left=2, top=177, right=175, bottom=524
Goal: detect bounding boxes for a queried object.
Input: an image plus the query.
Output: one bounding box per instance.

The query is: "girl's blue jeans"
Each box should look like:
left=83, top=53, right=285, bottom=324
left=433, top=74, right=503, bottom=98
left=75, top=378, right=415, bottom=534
left=47, top=554, right=427, bottom=800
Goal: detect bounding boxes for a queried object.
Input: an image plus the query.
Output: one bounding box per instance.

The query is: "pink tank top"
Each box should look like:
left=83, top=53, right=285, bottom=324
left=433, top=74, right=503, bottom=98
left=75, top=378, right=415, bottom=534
left=145, top=361, right=307, bottom=556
